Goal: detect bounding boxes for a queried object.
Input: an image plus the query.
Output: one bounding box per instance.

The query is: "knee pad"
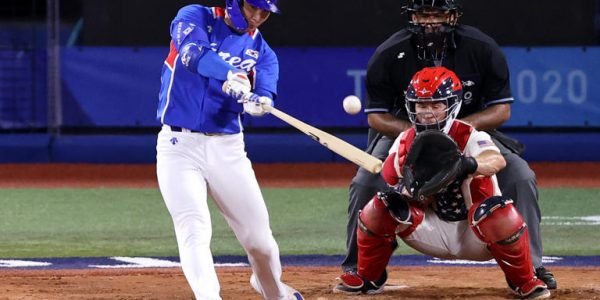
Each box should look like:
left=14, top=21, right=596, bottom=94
left=358, top=193, right=401, bottom=238
left=470, top=196, right=526, bottom=244
left=377, top=190, right=412, bottom=224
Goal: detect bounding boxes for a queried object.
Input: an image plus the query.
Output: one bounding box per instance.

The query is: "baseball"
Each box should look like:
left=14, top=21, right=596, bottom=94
left=343, top=95, right=362, bottom=115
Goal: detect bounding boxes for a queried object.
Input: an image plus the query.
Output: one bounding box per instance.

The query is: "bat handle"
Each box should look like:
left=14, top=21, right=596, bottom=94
left=262, top=103, right=274, bottom=113
left=241, top=92, right=274, bottom=113
left=371, top=162, right=383, bottom=174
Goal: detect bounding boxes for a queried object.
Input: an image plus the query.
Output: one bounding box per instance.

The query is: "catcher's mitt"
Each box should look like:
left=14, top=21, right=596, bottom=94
left=402, top=130, right=476, bottom=202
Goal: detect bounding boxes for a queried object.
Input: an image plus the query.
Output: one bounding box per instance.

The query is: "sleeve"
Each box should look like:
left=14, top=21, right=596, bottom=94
left=365, top=50, right=396, bottom=114
left=252, top=43, right=279, bottom=101
left=482, top=42, right=514, bottom=108
left=388, top=135, right=401, bottom=155
left=381, top=134, right=405, bottom=186
left=170, top=5, right=237, bottom=80
left=171, top=5, right=210, bottom=51
left=465, top=130, right=500, bottom=158
left=170, top=5, right=211, bottom=51
left=381, top=153, right=400, bottom=186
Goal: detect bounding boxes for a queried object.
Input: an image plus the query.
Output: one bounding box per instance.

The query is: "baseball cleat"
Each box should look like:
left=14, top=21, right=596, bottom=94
left=535, top=266, right=557, bottom=290
left=333, top=270, right=386, bottom=295
left=249, top=273, right=304, bottom=300
left=521, top=287, right=551, bottom=299
left=333, top=274, right=363, bottom=295
left=507, top=277, right=550, bottom=299
left=289, top=291, right=304, bottom=300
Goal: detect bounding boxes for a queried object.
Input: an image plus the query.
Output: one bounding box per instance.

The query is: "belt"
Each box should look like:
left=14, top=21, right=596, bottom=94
left=167, top=125, right=226, bottom=136
left=170, top=126, right=199, bottom=133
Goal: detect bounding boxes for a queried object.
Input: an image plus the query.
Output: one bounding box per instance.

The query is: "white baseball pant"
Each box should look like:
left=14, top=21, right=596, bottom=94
left=156, top=125, right=289, bottom=300
left=402, top=206, right=492, bottom=261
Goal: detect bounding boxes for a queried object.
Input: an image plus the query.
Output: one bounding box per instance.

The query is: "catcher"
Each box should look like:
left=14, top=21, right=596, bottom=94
left=336, top=67, right=550, bottom=299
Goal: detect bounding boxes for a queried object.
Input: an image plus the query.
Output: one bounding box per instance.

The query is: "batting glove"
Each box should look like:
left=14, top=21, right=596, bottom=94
left=241, top=93, right=272, bottom=117
left=222, top=70, right=251, bottom=99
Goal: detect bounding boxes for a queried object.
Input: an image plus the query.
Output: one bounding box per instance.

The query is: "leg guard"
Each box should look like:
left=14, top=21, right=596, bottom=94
left=470, top=196, right=548, bottom=298
left=496, top=150, right=544, bottom=269
left=356, top=192, right=400, bottom=282
left=379, top=190, right=425, bottom=239
left=342, top=176, right=388, bottom=272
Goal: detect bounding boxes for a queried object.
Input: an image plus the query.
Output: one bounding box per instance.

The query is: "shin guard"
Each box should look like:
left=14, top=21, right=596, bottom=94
left=470, top=196, right=543, bottom=293
left=356, top=195, right=398, bottom=282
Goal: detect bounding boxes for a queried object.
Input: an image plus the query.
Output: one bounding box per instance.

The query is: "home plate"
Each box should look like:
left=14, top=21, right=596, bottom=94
left=384, top=283, right=409, bottom=291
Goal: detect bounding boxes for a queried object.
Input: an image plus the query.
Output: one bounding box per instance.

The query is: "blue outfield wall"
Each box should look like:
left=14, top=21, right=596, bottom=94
left=1, top=46, right=600, bottom=163
left=0, top=134, right=52, bottom=163
left=58, top=46, right=600, bottom=128
left=0, top=132, right=599, bottom=163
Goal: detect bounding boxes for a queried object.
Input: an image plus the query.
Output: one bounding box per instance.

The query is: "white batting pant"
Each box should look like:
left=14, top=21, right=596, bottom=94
left=156, top=126, right=288, bottom=300
left=402, top=207, right=493, bottom=261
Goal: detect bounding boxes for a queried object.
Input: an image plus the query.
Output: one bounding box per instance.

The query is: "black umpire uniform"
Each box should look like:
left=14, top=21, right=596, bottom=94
left=342, top=24, right=551, bottom=285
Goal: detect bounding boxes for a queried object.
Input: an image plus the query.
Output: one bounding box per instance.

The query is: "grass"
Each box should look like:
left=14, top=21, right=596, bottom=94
left=537, top=188, right=600, bottom=255
left=0, top=187, right=598, bottom=258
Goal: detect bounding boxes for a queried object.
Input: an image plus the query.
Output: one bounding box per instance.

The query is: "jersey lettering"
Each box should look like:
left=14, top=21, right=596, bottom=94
left=218, top=52, right=257, bottom=72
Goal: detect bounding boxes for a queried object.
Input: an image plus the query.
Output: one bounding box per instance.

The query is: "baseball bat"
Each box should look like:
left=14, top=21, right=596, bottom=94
left=264, top=105, right=383, bottom=174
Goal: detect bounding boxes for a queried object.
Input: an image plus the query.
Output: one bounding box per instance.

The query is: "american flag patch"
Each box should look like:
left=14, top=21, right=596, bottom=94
left=477, top=140, right=494, bottom=147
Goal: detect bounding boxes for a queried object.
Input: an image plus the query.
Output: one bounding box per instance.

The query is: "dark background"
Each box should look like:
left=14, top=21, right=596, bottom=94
left=2, top=0, right=599, bottom=46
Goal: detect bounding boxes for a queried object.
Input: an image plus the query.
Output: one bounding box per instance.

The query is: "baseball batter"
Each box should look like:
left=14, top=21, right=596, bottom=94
left=155, top=1, right=303, bottom=299
left=336, top=67, right=550, bottom=299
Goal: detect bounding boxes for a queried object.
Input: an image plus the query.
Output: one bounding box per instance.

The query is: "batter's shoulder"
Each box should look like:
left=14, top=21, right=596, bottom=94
left=257, top=38, right=277, bottom=63
left=175, top=4, right=218, bottom=22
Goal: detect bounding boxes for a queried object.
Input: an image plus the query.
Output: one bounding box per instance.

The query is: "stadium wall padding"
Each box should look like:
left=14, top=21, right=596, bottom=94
left=0, top=132, right=598, bottom=163
left=58, top=47, right=600, bottom=128
left=2, top=46, right=599, bottom=163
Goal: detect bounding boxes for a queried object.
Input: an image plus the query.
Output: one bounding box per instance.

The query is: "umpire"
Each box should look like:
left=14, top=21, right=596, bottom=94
left=335, top=0, right=557, bottom=291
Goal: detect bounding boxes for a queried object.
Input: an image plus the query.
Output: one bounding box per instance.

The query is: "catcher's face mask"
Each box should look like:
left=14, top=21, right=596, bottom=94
left=405, top=0, right=462, bottom=63
left=405, top=66, right=463, bottom=133
left=414, top=100, right=451, bottom=128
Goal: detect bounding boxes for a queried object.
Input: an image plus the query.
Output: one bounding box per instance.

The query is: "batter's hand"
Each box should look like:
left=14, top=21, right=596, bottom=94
left=222, top=70, right=251, bottom=99
left=240, top=93, right=272, bottom=116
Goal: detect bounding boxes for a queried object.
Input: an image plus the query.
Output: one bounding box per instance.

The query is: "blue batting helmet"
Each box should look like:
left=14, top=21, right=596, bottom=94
left=226, top=0, right=280, bottom=32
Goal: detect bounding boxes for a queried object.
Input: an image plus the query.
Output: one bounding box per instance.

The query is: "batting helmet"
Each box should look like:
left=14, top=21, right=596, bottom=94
left=405, top=66, right=463, bottom=133
left=226, top=0, right=280, bottom=32
left=404, top=0, right=462, bottom=62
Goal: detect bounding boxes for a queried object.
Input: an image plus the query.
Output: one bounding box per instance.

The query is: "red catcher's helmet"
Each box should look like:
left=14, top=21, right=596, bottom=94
left=405, top=66, right=463, bottom=133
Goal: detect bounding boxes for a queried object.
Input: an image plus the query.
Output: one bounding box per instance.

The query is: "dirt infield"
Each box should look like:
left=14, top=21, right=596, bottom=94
left=0, top=266, right=599, bottom=299
left=1, top=162, right=599, bottom=188
left=0, top=163, right=599, bottom=299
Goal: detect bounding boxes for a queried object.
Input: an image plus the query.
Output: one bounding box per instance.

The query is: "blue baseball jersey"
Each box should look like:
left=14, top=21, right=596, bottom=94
left=157, top=5, right=279, bottom=133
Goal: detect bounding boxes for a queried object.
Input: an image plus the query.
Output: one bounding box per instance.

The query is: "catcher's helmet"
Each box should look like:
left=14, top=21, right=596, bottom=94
left=226, top=0, right=280, bottom=32
left=405, top=66, right=463, bottom=133
left=404, top=0, right=462, bottom=62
